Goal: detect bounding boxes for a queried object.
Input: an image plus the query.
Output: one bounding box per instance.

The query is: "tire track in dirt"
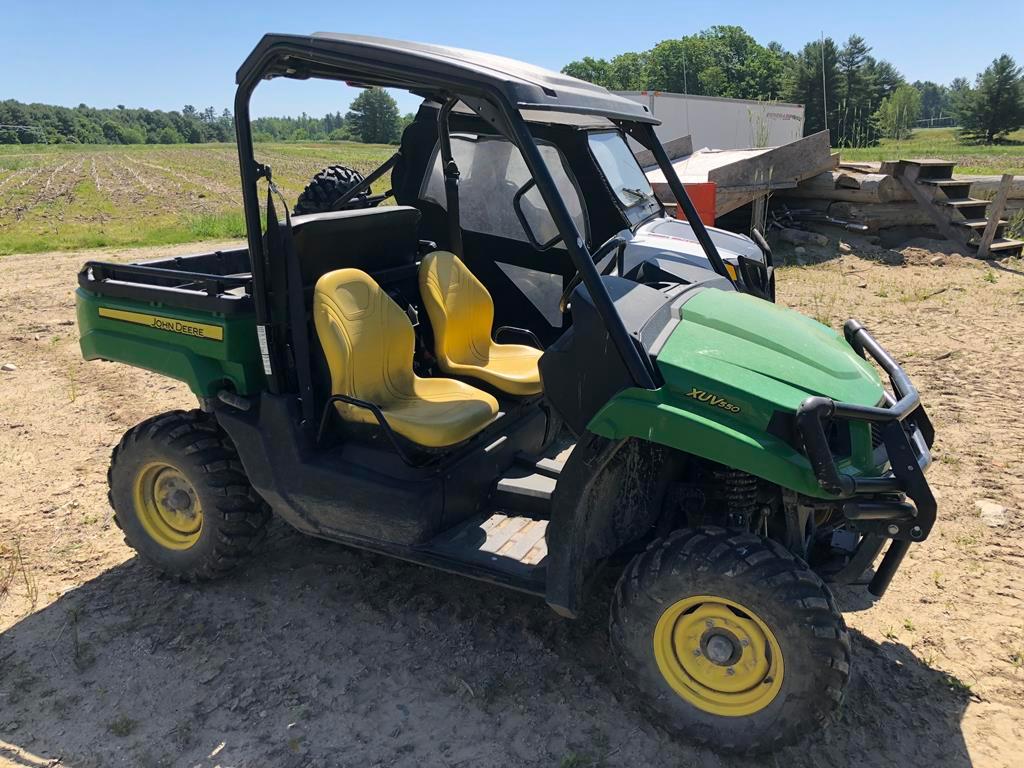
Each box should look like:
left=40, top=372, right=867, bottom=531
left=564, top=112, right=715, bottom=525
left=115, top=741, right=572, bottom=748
left=0, top=158, right=88, bottom=223
left=0, top=166, right=35, bottom=195
left=125, top=156, right=242, bottom=204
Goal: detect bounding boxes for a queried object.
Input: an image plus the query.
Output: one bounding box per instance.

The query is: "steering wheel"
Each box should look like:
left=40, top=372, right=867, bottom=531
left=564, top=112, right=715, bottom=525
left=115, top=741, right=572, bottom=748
left=558, top=235, right=628, bottom=314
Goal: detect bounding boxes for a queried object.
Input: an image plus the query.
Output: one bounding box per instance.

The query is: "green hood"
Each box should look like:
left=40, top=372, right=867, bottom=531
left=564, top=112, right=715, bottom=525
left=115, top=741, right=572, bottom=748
left=587, top=288, right=886, bottom=499
left=656, top=289, right=883, bottom=420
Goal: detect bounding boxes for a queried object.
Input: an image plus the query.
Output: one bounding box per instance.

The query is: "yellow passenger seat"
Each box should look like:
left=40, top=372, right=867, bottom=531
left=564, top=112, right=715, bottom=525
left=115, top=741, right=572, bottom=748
left=313, top=268, right=499, bottom=449
left=418, top=251, right=543, bottom=396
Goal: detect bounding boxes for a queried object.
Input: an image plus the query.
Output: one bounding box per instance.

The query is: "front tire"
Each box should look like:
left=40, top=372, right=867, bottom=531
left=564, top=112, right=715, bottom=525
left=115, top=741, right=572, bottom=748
left=610, top=527, right=850, bottom=753
left=108, top=410, right=269, bottom=580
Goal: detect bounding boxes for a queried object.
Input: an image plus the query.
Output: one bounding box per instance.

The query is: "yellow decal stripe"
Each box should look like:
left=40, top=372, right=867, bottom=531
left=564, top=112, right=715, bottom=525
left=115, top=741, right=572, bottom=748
left=98, top=307, right=224, bottom=341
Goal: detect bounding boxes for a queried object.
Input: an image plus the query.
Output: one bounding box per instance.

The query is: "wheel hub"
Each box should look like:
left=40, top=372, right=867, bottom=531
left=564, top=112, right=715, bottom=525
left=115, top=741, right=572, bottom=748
left=702, top=630, right=741, bottom=666
left=133, top=462, right=203, bottom=550
left=653, top=595, right=784, bottom=717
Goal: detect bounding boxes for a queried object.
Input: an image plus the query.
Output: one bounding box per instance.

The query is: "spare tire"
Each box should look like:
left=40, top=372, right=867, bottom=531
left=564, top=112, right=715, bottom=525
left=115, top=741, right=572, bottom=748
left=293, top=165, right=369, bottom=215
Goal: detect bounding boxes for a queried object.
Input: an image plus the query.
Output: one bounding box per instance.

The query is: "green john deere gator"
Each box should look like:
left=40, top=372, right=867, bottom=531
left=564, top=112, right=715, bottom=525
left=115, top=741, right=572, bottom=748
left=76, top=33, right=936, bottom=753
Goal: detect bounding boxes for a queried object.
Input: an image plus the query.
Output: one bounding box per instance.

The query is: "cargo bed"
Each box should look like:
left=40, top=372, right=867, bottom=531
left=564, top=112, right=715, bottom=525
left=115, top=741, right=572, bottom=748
left=76, top=246, right=265, bottom=397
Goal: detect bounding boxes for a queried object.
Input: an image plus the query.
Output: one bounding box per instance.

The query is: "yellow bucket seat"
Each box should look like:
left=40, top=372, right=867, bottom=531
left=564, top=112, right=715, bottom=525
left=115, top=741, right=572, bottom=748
left=313, top=268, right=499, bottom=449
left=418, top=251, right=543, bottom=396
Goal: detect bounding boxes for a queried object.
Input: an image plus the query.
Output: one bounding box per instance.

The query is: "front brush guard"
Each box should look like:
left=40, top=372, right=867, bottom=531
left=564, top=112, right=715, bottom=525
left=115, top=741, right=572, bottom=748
left=796, top=320, right=936, bottom=596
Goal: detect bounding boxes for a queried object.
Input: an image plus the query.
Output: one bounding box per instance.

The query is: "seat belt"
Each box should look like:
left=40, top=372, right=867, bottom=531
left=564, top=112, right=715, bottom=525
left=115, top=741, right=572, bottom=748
left=442, top=158, right=463, bottom=258
left=265, top=180, right=316, bottom=429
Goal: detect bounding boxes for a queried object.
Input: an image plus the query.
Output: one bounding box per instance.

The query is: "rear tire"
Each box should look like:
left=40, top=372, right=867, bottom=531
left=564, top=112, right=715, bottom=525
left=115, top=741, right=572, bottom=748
left=609, top=527, right=850, bottom=753
left=108, top=410, right=269, bottom=580
left=293, top=165, right=368, bottom=215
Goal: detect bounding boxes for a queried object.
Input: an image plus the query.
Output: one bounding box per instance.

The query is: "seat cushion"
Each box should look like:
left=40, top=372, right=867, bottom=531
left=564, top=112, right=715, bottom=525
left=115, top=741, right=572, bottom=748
left=440, top=341, right=542, bottom=397
left=382, top=377, right=500, bottom=448
left=419, top=251, right=543, bottom=396
left=314, top=268, right=498, bottom=448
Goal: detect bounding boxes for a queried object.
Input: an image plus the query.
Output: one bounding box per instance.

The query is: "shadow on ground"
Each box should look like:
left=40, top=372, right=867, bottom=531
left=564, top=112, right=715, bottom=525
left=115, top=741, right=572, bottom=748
left=0, top=525, right=975, bottom=768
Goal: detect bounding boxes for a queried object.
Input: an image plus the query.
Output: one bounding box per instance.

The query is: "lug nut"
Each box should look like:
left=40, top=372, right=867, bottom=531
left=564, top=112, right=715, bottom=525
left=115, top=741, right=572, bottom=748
left=887, top=524, right=900, bottom=535
left=726, top=667, right=735, bottom=676
left=705, top=619, right=714, bottom=628
left=911, top=526, right=923, bottom=539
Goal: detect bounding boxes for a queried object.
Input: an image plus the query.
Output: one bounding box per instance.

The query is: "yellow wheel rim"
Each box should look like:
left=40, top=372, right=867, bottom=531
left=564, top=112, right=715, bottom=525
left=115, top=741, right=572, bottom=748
left=653, top=594, right=784, bottom=717
left=132, top=462, right=203, bottom=550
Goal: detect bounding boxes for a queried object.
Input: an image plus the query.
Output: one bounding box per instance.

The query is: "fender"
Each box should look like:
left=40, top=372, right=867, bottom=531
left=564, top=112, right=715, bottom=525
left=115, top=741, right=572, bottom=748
left=588, top=386, right=839, bottom=500
left=545, top=432, right=678, bottom=617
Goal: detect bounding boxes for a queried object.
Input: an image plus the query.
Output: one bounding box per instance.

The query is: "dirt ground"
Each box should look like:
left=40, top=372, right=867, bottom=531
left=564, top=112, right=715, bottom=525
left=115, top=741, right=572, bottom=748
left=0, top=237, right=1022, bottom=767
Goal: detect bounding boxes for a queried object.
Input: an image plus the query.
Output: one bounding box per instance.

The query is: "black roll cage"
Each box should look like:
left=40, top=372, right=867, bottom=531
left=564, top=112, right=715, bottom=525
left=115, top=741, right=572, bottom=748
left=233, top=37, right=733, bottom=396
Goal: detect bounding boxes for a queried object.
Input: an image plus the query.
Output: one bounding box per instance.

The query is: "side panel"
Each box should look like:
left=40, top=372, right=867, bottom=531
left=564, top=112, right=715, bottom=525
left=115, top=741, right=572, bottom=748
left=77, top=288, right=264, bottom=396
left=217, top=394, right=551, bottom=548
left=216, top=395, right=446, bottom=545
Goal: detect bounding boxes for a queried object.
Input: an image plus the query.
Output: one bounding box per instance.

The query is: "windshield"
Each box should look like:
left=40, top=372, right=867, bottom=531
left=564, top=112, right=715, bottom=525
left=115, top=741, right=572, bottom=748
left=588, top=131, right=658, bottom=209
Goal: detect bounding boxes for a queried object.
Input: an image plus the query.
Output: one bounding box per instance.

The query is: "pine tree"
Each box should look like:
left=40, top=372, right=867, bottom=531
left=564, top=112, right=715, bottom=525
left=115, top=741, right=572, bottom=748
left=836, top=35, right=874, bottom=146
left=955, top=55, right=1024, bottom=143
left=782, top=38, right=840, bottom=137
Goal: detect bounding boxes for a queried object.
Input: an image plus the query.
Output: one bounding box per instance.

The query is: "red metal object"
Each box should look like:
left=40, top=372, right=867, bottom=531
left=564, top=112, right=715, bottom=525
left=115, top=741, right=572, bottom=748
left=674, top=182, right=716, bottom=226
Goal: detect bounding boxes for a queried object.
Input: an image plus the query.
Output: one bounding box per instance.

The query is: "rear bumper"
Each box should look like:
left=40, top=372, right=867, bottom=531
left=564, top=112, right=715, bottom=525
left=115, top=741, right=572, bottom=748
left=796, top=320, right=936, bottom=596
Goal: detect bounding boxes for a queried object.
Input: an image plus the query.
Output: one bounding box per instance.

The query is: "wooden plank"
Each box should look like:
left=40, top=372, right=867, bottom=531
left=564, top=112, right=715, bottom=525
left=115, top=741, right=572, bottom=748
left=714, top=182, right=798, bottom=215
left=961, top=175, right=1024, bottom=199
left=480, top=515, right=531, bottom=554
left=893, top=162, right=972, bottom=248
left=634, top=134, right=693, bottom=169
left=938, top=197, right=991, bottom=207
left=784, top=170, right=901, bottom=203
left=918, top=179, right=972, bottom=187
left=986, top=238, right=1024, bottom=254
left=838, top=161, right=882, bottom=173
left=706, top=130, right=833, bottom=188
left=497, top=521, right=549, bottom=562
left=977, top=174, right=1014, bottom=258
left=522, top=540, right=549, bottom=565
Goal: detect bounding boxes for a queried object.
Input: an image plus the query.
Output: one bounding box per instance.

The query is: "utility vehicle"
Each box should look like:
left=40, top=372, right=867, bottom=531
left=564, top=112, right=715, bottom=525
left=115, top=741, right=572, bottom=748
left=76, top=34, right=936, bottom=753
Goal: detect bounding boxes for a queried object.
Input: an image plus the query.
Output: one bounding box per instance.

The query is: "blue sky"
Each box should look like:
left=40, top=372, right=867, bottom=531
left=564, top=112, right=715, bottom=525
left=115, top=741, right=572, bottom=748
left=2, top=1, right=1021, bottom=118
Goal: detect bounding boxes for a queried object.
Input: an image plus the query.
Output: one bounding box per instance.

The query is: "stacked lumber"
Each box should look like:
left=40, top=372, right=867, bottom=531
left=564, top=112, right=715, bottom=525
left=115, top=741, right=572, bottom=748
left=780, top=163, right=1024, bottom=232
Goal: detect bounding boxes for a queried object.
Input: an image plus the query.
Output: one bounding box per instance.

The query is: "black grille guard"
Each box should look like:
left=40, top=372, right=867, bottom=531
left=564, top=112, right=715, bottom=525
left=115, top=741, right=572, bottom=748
left=796, top=320, right=936, bottom=596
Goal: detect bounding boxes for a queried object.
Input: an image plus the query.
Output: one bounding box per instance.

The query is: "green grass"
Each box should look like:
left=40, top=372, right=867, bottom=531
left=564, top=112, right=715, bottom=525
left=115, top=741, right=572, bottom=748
left=840, top=127, right=1024, bottom=175
left=0, top=141, right=395, bottom=255
left=4, top=129, right=1019, bottom=256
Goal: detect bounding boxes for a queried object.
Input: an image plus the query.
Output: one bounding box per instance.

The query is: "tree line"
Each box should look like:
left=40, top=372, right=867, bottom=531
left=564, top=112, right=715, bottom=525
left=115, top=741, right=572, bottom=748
left=563, top=26, right=1024, bottom=145
left=4, top=37, right=1021, bottom=148
left=0, top=101, right=235, bottom=145
left=0, top=88, right=412, bottom=146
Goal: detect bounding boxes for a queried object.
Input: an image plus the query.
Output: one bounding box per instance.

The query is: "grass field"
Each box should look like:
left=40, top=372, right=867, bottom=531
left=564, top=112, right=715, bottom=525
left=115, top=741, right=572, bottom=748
left=2, top=129, right=1022, bottom=255
left=840, top=127, right=1024, bottom=175
left=0, top=142, right=394, bottom=255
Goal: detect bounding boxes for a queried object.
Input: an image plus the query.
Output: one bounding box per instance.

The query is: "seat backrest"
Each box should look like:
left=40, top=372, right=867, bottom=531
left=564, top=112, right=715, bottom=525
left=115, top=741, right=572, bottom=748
left=419, top=251, right=495, bottom=366
left=292, top=206, right=422, bottom=287
left=313, top=268, right=416, bottom=414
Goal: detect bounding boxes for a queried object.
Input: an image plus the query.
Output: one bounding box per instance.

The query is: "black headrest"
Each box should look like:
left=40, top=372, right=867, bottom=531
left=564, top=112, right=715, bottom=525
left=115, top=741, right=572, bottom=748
left=291, top=206, right=422, bottom=285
